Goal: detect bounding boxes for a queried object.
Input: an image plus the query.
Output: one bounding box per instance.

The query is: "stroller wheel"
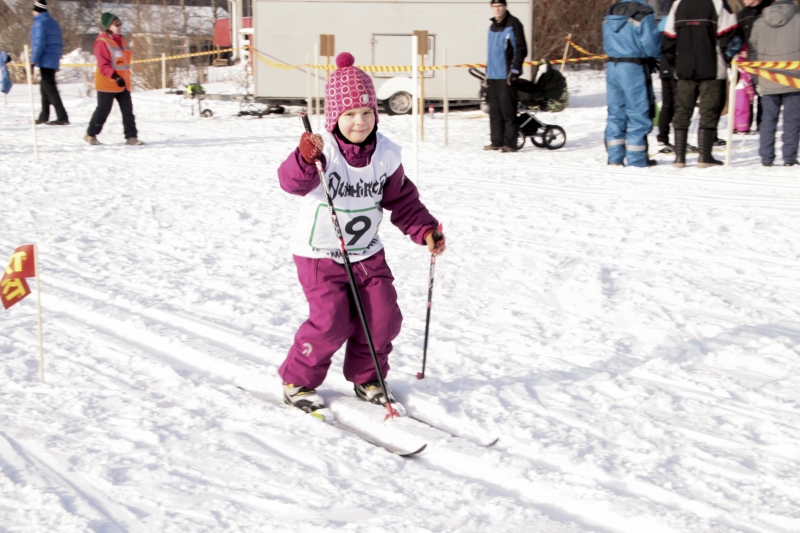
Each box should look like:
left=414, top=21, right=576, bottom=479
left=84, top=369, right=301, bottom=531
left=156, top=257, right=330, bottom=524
left=542, top=126, right=566, bottom=150
left=515, top=131, right=526, bottom=150
left=531, top=132, right=546, bottom=148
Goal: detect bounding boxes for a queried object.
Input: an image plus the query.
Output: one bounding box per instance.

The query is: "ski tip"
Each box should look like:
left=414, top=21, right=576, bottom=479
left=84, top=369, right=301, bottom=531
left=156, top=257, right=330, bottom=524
left=399, top=443, right=427, bottom=457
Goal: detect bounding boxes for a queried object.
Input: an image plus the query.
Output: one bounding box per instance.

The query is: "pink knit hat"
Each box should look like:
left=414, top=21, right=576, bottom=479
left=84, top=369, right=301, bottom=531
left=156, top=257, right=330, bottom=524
left=324, top=52, right=379, bottom=133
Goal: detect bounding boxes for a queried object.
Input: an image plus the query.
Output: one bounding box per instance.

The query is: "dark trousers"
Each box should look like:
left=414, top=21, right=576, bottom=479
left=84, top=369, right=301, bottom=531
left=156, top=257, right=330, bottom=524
left=38, top=67, right=68, bottom=122
left=673, top=79, right=725, bottom=131
left=487, top=79, right=518, bottom=148
left=87, top=90, right=138, bottom=139
left=759, top=92, right=800, bottom=165
left=657, top=77, right=675, bottom=144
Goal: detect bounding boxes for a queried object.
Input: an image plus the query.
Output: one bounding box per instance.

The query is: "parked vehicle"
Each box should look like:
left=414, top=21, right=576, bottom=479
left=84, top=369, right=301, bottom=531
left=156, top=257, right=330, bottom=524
left=249, top=0, right=534, bottom=112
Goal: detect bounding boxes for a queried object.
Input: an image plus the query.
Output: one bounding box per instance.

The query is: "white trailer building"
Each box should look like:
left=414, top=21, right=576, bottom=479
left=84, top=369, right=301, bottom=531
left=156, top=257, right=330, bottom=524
left=251, top=0, right=534, bottom=113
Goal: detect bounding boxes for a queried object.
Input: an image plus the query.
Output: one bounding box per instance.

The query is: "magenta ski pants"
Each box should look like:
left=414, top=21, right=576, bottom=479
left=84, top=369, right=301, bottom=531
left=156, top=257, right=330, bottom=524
left=734, top=89, right=752, bottom=133
left=278, top=250, right=403, bottom=389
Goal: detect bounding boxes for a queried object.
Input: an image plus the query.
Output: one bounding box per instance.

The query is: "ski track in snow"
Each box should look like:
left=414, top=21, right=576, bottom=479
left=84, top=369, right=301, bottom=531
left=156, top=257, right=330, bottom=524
left=1, top=71, right=800, bottom=532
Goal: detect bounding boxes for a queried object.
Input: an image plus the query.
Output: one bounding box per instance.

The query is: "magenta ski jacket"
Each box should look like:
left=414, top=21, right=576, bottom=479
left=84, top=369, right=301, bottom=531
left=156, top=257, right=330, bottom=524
left=278, top=130, right=438, bottom=246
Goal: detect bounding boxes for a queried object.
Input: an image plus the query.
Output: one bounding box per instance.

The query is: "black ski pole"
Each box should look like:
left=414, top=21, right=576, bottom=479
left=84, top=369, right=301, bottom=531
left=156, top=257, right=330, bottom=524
left=299, top=113, right=399, bottom=420
left=417, top=224, right=441, bottom=380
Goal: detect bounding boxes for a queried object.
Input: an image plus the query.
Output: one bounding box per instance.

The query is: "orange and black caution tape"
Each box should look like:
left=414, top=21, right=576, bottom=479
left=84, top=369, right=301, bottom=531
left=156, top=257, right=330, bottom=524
left=566, top=37, right=599, bottom=58
left=7, top=47, right=241, bottom=69
left=737, top=60, right=800, bottom=70
left=739, top=65, right=800, bottom=89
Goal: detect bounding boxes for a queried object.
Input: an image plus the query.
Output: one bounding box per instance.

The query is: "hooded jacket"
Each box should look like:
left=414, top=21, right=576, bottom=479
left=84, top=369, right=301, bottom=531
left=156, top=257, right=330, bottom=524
left=749, top=1, right=800, bottom=96
left=30, top=12, right=63, bottom=70
left=662, top=0, right=738, bottom=81
left=487, top=12, right=528, bottom=80
left=603, top=0, right=662, bottom=61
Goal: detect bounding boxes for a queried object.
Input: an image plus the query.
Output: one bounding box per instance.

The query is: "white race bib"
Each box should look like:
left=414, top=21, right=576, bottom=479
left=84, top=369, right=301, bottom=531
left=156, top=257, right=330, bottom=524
left=308, top=202, right=382, bottom=252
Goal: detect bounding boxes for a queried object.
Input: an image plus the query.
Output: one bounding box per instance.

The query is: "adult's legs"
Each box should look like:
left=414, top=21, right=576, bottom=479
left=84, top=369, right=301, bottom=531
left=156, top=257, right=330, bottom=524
left=86, top=91, right=117, bottom=137
left=37, top=68, right=52, bottom=122
left=605, top=64, right=627, bottom=165
left=487, top=79, right=506, bottom=148
left=279, top=256, right=355, bottom=389
left=657, top=77, right=675, bottom=144
left=780, top=92, right=800, bottom=165
left=498, top=82, right=519, bottom=149
left=116, top=90, right=138, bottom=139
left=697, top=80, right=725, bottom=167
left=623, top=64, right=653, bottom=168
left=759, top=94, right=781, bottom=165
left=697, top=80, right=725, bottom=130
left=672, top=80, right=699, bottom=131
left=342, top=251, right=402, bottom=386
left=38, top=67, right=68, bottom=122
left=673, top=80, right=699, bottom=167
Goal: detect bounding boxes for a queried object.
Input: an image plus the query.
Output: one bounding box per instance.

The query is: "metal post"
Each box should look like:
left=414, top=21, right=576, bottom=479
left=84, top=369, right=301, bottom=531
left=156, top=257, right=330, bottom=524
left=23, top=45, right=39, bottom=162
left=412, top=36, right=419, bottom=181
left=724, top=64, right=738, bottom=166
left=443, top=47, right=448, bottom=146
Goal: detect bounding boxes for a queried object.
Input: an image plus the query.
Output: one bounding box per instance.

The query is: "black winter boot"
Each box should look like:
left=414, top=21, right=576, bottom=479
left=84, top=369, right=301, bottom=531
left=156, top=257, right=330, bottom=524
left=673, top=128, right=688, bottom=168
left=697, top=128, right=723, bottom=168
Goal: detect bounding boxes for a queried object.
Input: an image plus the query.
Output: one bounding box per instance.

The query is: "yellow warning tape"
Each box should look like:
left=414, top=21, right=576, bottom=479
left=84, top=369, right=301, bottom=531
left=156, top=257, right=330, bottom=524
left=566, top=38, right=599, bottom=58
left=7, top=47, right=241, bottom=69
left=739, top=65, right=800, bottom=89
left=7, top=43, right=612, bottom=74
left=736, top=60, right=800, bottom=70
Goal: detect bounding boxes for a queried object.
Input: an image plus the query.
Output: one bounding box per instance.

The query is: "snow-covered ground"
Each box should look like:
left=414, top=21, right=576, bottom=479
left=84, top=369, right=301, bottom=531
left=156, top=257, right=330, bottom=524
left=1, top=71, right=799, bottom=533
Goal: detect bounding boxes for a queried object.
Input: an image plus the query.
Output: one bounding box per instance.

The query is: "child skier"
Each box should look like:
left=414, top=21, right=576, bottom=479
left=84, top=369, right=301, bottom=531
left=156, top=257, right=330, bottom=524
left=734, top=46, right=756, bottom=134
left=277, top=52, right=446, bottom=415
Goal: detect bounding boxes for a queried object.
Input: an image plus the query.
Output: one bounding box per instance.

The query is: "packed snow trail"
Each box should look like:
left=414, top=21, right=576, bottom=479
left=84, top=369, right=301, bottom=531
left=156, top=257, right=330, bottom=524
left=1, top=72, right=800, bottom=532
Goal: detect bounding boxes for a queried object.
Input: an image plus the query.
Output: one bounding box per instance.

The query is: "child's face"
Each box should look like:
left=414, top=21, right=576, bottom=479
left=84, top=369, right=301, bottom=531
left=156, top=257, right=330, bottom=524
left=338, top=106, right=375, bottom=144
left=740, top=49, right=748, bottom=59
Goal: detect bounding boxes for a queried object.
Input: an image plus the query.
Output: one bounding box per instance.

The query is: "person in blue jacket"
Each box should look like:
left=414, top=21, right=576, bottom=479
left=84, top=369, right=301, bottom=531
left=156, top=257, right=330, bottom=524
left=30, top=0, right=68, bottom=125
left=1, top=52, right=12, bottom=96
left=603, top=0, right=662, bottom=167
left=484, top=0, right=528, bottom=152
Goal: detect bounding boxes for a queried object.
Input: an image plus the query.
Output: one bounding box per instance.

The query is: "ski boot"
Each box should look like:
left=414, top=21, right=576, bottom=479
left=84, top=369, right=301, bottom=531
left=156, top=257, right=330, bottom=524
left=355, top=380, right=406, bottom=416
left=283, top=383, right=330, bottom=420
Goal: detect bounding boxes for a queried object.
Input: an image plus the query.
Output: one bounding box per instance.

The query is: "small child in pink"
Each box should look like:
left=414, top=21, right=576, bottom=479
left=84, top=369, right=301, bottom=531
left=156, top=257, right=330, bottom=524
left=276, top=52, right=446, bottom=415
left=734, top=46, right=756, bottom=134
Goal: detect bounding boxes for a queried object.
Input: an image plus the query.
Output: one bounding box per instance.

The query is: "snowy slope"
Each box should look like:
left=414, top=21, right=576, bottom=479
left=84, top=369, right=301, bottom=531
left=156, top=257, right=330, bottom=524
left=1, top=71, right=799, bottom=532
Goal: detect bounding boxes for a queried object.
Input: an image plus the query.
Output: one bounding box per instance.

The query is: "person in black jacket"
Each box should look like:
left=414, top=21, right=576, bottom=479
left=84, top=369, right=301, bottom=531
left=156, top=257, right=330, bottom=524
left=484, top=1, right=528, bottom=152
left=662, top=0, right=738, bottom=168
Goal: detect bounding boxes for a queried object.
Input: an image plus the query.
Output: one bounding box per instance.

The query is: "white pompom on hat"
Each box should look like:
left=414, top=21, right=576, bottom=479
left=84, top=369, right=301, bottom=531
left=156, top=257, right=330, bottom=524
left=324, top=52, right=379, bottom=133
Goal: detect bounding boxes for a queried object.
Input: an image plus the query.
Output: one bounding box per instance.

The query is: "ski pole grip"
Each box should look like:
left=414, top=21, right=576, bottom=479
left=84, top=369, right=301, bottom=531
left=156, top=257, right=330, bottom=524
left=300, top=112, right=313, bottom=134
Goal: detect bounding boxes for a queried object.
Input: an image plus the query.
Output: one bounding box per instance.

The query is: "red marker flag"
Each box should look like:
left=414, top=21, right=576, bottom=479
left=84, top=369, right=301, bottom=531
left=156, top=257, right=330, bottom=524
left=2, top=245, right=37, bottom=310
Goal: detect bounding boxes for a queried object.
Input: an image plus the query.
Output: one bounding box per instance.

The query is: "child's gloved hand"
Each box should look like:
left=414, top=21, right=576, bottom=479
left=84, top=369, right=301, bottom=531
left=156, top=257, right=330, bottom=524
left=424, top=226, right=446, bottom=256
left=299, top=132, right=324, bottom=163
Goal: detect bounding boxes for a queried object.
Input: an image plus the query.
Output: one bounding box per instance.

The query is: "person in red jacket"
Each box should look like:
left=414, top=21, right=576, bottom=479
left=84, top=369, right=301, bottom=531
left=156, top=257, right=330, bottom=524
left=84, top=12, right=143, bottom=146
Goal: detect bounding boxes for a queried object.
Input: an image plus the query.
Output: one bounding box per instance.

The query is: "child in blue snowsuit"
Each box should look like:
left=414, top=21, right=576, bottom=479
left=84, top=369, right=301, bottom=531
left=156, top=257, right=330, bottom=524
left=603, top=0, right=662, bottom=167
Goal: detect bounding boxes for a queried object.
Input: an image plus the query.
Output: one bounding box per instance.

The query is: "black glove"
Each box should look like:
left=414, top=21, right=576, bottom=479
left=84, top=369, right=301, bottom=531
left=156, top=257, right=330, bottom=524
left=112, top=73, right=125, bottom=88
left=507, top=69, right=519, bottom=86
